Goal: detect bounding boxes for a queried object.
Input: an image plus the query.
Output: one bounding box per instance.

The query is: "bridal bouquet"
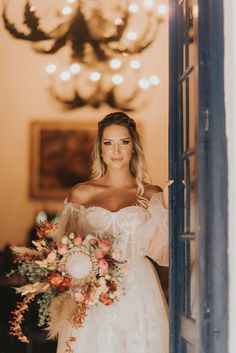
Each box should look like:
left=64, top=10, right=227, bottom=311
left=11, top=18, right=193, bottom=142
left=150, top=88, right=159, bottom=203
left=8, top=221, right=128, bottom=343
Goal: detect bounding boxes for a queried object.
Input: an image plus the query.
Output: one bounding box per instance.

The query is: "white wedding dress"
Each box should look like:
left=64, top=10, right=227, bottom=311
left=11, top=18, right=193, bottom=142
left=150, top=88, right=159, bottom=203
left=54, top=192, right=169, bottom=353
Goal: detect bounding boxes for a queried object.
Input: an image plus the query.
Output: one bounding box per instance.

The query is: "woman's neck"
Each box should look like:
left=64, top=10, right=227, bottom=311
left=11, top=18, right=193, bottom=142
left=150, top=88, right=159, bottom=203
left=100, top=170, right=136, bottom=189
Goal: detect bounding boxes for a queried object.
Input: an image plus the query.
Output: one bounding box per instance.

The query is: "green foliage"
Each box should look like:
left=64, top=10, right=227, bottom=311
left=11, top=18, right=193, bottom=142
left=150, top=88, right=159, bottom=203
left=37, top=290, right=55, bottom=327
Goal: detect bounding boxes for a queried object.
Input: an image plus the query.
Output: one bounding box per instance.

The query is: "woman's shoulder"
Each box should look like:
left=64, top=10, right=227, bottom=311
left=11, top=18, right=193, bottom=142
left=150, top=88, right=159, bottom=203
left=144, top=184, right=162, bottom=200
left=68, top=181, right=98, bottom=204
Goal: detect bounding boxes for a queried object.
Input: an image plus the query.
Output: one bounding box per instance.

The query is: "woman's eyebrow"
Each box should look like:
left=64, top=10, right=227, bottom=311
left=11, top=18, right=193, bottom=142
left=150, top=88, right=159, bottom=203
left=102, top=137, right=131, bottom=141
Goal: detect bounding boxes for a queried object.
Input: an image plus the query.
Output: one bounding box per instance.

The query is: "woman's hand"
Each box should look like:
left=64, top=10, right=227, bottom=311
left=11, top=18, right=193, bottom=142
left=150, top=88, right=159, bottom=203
left=162, top=180, right=174, bottom=209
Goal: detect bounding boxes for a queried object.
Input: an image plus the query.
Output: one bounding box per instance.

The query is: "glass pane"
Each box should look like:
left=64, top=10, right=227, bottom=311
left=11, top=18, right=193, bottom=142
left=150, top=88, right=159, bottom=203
left=177, top=1, right=185, bottom=76
left=188, top=0, right=195, bottom=69
left=181, top=154, right=197, bottom=319
left=181, top=80, right=187, bottom=152
left=189, top=72, right=196, bottom=149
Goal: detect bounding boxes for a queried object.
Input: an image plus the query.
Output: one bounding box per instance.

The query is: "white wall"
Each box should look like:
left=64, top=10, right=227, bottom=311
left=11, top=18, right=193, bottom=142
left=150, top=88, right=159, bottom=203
left=224, top=1, right=236, bottom=352
left=0, top=3, right=169, bottom=250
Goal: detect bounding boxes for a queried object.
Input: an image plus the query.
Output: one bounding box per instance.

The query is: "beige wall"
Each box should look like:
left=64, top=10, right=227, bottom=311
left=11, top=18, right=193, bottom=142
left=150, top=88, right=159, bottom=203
left=224, top=1, right=236, bottom=352
left=0, top=6, right=169, bottom=250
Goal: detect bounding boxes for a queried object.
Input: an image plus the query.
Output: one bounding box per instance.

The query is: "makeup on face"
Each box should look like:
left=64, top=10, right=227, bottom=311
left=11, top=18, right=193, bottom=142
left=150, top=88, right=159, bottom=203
left=101, top=125, right=133, bottom=168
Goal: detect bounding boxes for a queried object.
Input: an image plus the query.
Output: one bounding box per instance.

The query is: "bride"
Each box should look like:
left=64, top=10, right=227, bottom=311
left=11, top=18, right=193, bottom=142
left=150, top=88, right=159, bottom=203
left=52, top=111, right=170, bottom=353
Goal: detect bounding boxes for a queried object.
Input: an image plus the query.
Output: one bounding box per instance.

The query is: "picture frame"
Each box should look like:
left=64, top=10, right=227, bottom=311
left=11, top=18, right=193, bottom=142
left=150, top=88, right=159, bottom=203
left=30, top=120, right=97, bottom=199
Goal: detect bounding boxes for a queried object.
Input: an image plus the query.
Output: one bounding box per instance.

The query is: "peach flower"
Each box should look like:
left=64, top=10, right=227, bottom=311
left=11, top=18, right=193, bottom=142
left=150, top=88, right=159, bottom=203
left=98, top=258, right=109, bottom=270
left=46, top=250, right=57, bottom=262
left=57, top=244, right=68, bottom=255
left=73, top=235, right=83, bottom=247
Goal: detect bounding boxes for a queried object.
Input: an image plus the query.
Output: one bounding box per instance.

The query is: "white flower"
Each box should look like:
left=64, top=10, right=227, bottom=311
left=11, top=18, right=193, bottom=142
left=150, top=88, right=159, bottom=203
left=61, top=236, right=68, bottom=245
left=68, top=232, right=75, bottom=240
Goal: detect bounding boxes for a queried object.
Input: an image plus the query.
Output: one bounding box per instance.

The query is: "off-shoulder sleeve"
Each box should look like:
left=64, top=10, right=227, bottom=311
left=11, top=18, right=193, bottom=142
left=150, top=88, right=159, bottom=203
left=146, top=193, right=169, bottom=266
left=53, top=199, right=84, bottom=241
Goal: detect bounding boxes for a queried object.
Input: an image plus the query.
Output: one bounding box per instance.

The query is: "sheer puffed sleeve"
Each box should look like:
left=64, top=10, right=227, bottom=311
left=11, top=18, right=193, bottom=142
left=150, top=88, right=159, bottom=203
left=146, top=193, right=169, bottom=266
left=54, top=199, right=85, bottom=241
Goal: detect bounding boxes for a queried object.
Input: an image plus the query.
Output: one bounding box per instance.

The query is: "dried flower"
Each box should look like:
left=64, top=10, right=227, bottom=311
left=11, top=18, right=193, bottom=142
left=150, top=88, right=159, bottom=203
left=47, top=272, right=63, bottom=288
left=9, top=293, right=35, bottom=343
left=99, top=293, right=113, bottom=306
left=36, top=221, right=57, bottom=239
left=9, top=221, right=128, bottom=343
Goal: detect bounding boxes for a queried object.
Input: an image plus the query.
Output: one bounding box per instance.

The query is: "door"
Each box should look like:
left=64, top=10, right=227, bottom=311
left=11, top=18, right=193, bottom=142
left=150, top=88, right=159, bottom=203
left=169, top=0, right=228, bottom=352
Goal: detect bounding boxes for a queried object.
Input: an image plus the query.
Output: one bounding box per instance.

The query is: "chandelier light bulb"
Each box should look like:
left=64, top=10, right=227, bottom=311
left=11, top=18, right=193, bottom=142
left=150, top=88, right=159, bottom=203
left=70, top=63, right=81, bottom=74
left=130, top=59, right=141, bottom=69
left=110, top=59, right=122, bottom=69
left=114, top=17, right=123, bottom=26
left=46, top=63, right=57, bottom=74
left=128, top=3, right=139, bottom=13
left=143, top=0, right=154, bottom=9
left=90, top=71, right=101, bottom=81
left=29, top=5, right=36, bottom=12
left=126, top=31, right=138, bottom=41
left=60, top=70, right=71, bottom=81
left=138, top=78, right=150, bottom=89
left=66, top=0, right=75, bottom=3
left=62, top=6, right=72, bottom=15
left=157, top=4, right=168, bottom=15
left=149, top=75, right=160, bottom=85
left=112, top=74, right=124, bottom=85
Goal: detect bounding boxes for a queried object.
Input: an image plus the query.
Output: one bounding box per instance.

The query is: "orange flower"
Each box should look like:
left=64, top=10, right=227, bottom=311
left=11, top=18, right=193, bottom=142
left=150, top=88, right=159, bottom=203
left=47, top=272, right=63, bottom=288
left=36, top=221, right=57, bottom=239
left=99, top=293, right=113, bottom=306
left=59, top=276, right=71, bottom=291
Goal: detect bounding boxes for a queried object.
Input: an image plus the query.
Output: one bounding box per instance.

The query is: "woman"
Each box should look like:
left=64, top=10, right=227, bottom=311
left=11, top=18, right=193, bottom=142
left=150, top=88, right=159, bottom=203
left=52, top=112, right=170, bottom=353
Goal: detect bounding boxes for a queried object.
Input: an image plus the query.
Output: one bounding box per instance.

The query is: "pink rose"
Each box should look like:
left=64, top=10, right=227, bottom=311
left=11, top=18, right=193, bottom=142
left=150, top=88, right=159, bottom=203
left=98, top=239, right=112, bottom=253
left=95, top=248, right=106, bottom=259
left=98, top=258, right=109, bottom=270
left=57, top=244, right=68, bottom=255
left=73, top=235, right=83, bottom=247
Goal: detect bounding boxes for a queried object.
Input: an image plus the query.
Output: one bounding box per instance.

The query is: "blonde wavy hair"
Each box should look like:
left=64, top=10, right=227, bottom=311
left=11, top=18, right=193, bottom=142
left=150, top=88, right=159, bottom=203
left=90, top=112, right=151, bottom=201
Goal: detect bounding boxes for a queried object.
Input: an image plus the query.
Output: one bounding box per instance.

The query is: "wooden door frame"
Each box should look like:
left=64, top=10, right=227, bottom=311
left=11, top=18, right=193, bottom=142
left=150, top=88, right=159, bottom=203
left=168, top=0, right=228, bottom=352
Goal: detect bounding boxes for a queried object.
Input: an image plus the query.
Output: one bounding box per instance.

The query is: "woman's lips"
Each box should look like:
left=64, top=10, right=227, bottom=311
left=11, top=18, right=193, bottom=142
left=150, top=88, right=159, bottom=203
left=111, top=158, right=122, bottom=161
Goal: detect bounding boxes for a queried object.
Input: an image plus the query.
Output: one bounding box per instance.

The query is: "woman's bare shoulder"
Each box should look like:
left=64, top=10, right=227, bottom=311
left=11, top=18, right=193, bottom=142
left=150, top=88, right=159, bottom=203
left=144, top=184, right=162, bottom=200
left=68, top=181, right=97, bottom=204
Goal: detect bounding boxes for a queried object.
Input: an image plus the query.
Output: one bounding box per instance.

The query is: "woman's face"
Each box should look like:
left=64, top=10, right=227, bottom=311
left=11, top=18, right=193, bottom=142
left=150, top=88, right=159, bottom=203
left=101, top=124, right=134, bottom=171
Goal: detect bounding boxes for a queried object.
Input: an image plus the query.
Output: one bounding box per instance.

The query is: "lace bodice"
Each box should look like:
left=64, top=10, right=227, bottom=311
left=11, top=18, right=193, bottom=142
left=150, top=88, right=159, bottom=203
left=55, top=192, right=169, bottom=266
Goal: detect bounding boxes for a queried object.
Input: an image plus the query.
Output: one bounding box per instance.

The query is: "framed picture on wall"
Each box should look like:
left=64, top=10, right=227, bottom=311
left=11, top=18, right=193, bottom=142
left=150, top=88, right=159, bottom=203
left=30, top=120, right=97, bottom=199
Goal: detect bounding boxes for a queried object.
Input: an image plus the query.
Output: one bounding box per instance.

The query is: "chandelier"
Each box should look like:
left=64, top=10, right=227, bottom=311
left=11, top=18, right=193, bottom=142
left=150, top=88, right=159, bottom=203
left=2, top=0, right=167, bottom=110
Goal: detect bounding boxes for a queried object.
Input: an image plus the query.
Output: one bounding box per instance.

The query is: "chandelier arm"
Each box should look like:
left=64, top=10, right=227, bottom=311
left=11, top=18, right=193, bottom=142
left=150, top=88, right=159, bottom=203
left=107, top=16, right=162, bottom=55
left=2, top=0, right=51, bottom=41
left=32, top=36, right=68, bottom=55
left=48, top=87, right=87, bottom=110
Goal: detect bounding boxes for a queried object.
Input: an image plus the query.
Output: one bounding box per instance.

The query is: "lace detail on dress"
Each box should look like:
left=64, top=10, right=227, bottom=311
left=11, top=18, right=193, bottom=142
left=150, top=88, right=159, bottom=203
left=55, top=192, right=169, bottom=353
